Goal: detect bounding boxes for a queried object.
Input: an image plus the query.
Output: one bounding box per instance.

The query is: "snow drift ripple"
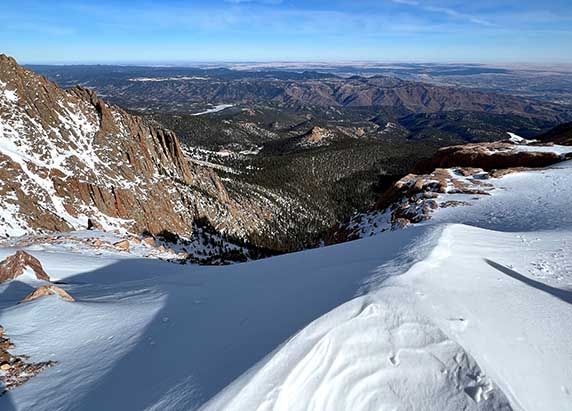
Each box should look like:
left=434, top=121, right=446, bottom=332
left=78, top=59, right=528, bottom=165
left=203, top=225, right=513, bottom=411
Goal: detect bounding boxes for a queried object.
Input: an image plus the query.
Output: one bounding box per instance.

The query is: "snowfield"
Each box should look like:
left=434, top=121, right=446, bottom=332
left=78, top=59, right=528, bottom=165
left=1, top=162, right=572, bottom=410
left=191, top=104, right=235, bottom=116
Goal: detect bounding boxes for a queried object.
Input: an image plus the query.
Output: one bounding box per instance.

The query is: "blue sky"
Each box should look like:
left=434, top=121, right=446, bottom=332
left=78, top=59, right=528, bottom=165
left=1, top=0, right=571, bottom=64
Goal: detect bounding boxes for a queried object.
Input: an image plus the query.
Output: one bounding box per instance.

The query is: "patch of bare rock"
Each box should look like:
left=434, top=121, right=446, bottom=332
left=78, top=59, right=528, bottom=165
left=298, top=126, right=335, bottom=146
left=21, top=285, right=75, bottom=303
left=0, top=251, right=74, bottom=393
left=113, top=239, right=131, bottom=251
left=0, top=325, right=56, bottom=396
left=0, top=251, right=50, bottom=283
left=375, top=167, right=493, bottom=229
left=415, top=141, right=571, bottom=173
left=0, top=250, right=75, bottom=303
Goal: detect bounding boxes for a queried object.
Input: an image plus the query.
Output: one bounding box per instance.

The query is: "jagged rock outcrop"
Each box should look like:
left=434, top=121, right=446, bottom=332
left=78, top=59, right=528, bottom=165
left=415, top=141, right=571, bottom=173
left=326, top=139, right=572, bottom=245
left=0, top=251, right=50, bottom=283
left=373, top=168, right=492, bottom=221
left=0, top=54, right=266, bottom=240
left=326, top=167, right=493, bottom=244
left=21, top=285, right=75, bottom=303
left=298, top=126, right=335, bottom=146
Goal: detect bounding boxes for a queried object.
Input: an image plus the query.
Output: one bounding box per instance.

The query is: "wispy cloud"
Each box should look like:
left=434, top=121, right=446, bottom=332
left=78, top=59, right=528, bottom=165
left=68, top=2, right=449, bottom=36
left=391, top=0, right=495, bottom=26
left=425, top=6, right=495, bottom=26
left=4, top=0, right=572, bottom=63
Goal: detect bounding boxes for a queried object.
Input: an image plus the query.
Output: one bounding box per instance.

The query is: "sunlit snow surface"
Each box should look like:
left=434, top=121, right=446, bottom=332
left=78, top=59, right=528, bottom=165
left=1, top=163, right=572, bottom=410
left=191, top=104, right=235, bottom=116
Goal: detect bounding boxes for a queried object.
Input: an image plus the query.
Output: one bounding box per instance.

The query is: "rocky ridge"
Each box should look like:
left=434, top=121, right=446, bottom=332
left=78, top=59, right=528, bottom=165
left=415, top=141, right=571, bottom=172
left=326, top=138, right=572, bottom=244
left=0, top=55, right=276, bottom=244
left=45, top=67, right=572, bottom=123
left=0, top=250, right=50, bottom=283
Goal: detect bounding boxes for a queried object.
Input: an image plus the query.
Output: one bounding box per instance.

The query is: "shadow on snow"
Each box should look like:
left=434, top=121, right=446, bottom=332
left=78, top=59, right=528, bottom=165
left=0, top=226, right=431, bottom=410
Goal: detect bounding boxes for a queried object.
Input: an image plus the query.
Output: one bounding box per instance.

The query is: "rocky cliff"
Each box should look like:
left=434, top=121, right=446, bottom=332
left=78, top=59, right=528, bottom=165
left=326, top=136, right=572, bottom=244
left=0, top=54, right=267, bottom=240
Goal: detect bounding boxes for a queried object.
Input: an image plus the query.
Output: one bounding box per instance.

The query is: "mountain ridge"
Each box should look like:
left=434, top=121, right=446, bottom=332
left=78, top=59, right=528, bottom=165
left=30, top=63, right=572, bottom=124
left=0, top=54, right=267, bottom=241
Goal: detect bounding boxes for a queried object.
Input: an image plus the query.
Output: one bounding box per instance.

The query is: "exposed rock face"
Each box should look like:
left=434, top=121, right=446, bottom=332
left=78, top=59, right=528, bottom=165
left=0, top=325, right=56, bottom=395
left=326, top=140, right=572, bottom=245
left=416, top=141, right=571, bottom=173
left=298, top=126, right=335, bottom=146
left=326, top=167, right=493, bottom=244
left=0, top=54, right=266, bottom=241
left=21, top=285, right=75, bottom=303
left=0, top=251, right=50, bottom=283
left=374, top=168, right=492, bottom=225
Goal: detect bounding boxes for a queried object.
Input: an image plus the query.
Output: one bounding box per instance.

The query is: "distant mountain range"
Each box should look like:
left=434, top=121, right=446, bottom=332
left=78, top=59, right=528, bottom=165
left=31, top=65, right=572, bottom=124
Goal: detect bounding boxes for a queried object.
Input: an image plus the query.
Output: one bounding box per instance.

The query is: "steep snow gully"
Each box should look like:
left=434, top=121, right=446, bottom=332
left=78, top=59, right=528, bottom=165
left=1, top=162, right=572, bottom=410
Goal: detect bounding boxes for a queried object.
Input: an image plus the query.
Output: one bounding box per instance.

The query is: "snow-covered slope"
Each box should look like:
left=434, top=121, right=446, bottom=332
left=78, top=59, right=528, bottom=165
left=1, top=160, right=571, bottom=410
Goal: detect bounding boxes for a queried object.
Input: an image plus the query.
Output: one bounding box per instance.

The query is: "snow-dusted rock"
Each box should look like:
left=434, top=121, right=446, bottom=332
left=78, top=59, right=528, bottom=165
left=0, top=250, right=50, bottom=283
left=112, top=240, right=130, bottom=252
left=21, top=285, right=75, bottom=303
left=0, top=54, right=270, bottom=243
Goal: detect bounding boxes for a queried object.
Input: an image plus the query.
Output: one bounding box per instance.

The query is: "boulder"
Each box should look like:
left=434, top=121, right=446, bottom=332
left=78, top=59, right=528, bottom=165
left=21, top=285, right=75, bottom=303
left=113, top=239, right=130, bottom=251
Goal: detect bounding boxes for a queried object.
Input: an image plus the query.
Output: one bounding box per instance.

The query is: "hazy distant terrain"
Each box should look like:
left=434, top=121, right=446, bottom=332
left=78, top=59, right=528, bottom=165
left=217, top=62, right=572, bottom=105
left=31, top=62, right=572, bottom=105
